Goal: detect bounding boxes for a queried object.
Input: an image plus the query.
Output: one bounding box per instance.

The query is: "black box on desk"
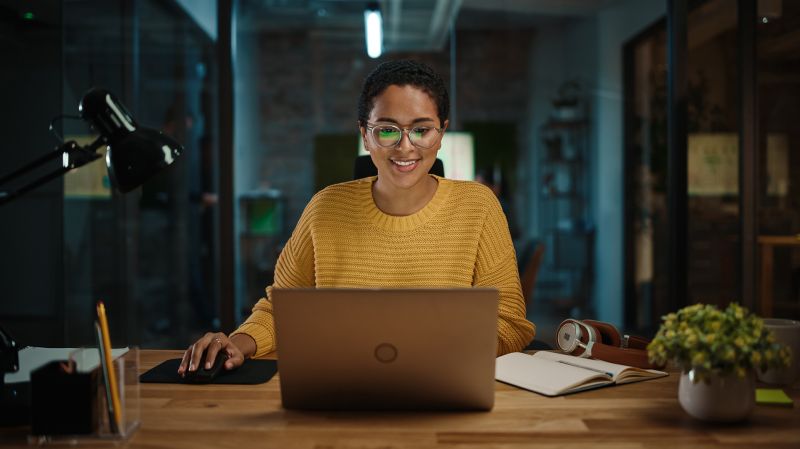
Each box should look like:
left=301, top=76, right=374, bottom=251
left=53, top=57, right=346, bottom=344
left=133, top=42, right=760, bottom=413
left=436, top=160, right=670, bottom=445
left=30, top=360, right=99, bottom=436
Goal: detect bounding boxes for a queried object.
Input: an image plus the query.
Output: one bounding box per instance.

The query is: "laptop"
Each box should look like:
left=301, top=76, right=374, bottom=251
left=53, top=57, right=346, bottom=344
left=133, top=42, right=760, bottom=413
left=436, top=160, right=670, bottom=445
left=272, top=288, right=498, bottom=411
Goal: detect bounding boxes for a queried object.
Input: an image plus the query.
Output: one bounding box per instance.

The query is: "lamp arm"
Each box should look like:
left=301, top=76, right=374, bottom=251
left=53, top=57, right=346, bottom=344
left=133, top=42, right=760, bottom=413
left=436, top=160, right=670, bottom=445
left=0, top=147, right=62, bottom=187
left=0, top=140, right=103, bottom=206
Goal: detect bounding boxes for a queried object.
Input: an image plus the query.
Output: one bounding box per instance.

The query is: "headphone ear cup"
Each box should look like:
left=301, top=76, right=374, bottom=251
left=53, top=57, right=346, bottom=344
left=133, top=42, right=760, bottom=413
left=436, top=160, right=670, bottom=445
left=555, top=319, right=596, bottom=357
left=583, top=319, right=621, bottom=347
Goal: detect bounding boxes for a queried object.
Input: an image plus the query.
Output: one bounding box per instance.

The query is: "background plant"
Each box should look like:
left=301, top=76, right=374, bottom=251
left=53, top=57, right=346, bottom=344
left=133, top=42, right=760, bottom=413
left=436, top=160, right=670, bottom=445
left=648, top=303, right=791, bottom=383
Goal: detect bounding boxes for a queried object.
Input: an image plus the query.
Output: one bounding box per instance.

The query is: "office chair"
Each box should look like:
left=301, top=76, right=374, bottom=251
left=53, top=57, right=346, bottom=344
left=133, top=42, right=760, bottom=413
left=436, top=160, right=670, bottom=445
left=517, top=240, right=552, bottom=351
left=353, top=155, right=445, bottom=179
left=519, top=240, right=545, bottom=307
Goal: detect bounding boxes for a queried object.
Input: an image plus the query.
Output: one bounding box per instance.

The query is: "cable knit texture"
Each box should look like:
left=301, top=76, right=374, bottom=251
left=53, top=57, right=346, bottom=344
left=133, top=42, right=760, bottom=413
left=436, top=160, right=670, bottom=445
left=231, top=175, right=536, bottom=357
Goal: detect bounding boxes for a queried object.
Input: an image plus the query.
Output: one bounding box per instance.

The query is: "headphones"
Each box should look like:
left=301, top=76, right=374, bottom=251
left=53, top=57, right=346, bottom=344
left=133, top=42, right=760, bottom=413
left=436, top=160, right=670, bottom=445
left=555, top=319, right=657, bottom=369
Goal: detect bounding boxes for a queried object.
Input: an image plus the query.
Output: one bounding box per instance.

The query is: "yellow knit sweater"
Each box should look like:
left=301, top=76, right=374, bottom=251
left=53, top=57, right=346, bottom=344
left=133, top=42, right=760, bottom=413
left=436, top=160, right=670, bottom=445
left=231, top=175, right=536, bottom=357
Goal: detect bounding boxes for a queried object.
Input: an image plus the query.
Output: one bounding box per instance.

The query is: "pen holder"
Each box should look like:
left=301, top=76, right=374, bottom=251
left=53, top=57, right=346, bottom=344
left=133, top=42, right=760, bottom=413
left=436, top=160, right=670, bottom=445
left=29, top=347, right=140, bottom=444
left=30, top=359, right=99, bottom=435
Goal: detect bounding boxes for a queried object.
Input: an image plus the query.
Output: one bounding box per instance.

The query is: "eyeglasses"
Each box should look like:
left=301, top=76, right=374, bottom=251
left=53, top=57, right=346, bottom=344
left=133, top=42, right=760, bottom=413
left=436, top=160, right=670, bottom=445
left=365, top=123, right=444, bottom=149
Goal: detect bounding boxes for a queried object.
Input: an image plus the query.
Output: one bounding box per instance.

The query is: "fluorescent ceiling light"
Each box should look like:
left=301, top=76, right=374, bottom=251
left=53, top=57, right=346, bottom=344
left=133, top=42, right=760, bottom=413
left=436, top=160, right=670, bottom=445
left=364, top=4, right=382, bottom=59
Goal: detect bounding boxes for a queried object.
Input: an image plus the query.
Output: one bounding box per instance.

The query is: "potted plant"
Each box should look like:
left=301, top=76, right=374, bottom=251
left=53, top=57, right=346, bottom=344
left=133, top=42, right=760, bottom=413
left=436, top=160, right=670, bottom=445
left=647, top=303, right=791, bottom=422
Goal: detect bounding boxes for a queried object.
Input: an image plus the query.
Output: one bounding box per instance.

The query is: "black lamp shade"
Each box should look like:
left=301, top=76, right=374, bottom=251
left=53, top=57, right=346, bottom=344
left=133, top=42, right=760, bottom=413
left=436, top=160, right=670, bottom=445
left=106, top=128, right=182, bottom=193
left=79, top=87, right=182, bottom=193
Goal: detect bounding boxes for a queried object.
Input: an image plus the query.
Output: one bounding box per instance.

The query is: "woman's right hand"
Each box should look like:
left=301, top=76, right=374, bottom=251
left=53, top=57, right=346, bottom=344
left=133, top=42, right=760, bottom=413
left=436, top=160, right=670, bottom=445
left=177, top=332, right=252, bottom=376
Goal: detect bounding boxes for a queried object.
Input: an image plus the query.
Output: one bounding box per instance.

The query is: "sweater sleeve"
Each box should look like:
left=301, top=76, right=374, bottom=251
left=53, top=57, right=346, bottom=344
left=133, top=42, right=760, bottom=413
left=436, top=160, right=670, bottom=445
left=473, top=194, right=536, bottom=355
left=230, top=200, right=316, bottom=357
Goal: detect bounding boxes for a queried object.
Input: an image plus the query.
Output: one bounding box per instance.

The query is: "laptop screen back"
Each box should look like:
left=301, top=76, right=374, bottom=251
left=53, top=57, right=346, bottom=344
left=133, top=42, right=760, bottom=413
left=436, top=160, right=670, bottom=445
left=273, top=288, right=498, bottom=411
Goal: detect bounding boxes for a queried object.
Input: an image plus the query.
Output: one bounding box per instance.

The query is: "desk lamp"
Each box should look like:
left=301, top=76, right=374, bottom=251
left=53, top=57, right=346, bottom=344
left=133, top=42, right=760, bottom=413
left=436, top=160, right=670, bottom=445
left=0, top=88, right=182, bottom=425
left=0, top=87, right=183, bottom=205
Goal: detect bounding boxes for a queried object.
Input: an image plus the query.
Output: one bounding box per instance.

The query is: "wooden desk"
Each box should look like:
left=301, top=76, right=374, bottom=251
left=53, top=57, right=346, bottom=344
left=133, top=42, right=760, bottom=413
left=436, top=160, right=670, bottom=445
left=759, top=235, right=800, bottom=317
left=2, top=350, right=799, bottom=448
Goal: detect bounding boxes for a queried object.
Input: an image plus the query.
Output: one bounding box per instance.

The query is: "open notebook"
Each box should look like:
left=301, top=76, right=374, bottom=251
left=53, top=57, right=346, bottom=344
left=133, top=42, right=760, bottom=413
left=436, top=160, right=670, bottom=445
left=496, top=351, right=668, bottom=396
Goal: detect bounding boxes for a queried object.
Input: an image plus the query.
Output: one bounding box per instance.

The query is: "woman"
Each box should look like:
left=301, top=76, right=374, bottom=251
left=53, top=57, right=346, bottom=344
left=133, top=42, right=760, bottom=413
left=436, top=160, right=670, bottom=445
left=179, top=59, right=535, bottom=375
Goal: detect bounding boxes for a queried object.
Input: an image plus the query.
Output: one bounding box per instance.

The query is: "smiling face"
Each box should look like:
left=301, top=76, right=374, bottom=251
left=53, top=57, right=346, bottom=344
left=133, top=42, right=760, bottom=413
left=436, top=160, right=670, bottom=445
left=360, top=84, right=448, bottom=194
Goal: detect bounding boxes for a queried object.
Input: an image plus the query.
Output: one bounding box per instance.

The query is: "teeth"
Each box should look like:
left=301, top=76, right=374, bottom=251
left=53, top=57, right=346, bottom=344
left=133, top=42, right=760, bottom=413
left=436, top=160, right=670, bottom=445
left=393, top=160, right=416, bottom=166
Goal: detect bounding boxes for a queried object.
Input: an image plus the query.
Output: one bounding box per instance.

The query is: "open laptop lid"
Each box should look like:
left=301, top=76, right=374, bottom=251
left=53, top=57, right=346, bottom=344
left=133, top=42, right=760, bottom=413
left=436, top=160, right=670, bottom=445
left=273, top=288, right=498, bottom=411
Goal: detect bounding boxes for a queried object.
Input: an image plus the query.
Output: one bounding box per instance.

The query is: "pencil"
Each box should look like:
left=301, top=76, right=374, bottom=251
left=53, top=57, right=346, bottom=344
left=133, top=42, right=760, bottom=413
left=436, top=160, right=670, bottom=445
left=95, top=321, right=118, bottom=434
left=97, top=301, right=123, bottom=432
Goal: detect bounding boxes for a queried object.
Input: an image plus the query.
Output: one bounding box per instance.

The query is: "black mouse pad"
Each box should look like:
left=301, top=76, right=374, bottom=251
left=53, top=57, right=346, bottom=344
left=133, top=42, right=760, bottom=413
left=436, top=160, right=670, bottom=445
left=139, top=358, right=277, bottom=384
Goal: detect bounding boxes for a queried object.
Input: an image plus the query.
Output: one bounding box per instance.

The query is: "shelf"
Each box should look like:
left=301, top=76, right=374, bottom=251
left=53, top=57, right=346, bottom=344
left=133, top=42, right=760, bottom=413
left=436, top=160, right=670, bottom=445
left=240, top=232, right=284, bottom=239
left=541, top=119, right=589, bottom=129
left=541, top=157, right=583, bottom=165
left=541, top=192, right=583, bottom=199
left=537, top=111, right=593, bottom=312
left=758, top=235, right=800, bottom=246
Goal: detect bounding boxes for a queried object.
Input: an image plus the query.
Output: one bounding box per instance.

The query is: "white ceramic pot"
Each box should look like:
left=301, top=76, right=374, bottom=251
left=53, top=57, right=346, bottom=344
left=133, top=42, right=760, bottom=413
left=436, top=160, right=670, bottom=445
left=678, top=370, right=755, bottom=422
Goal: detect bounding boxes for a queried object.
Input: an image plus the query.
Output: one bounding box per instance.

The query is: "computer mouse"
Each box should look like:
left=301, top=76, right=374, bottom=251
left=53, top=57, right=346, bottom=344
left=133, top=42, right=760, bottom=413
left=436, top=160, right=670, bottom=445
left=183, top=350, right=228, bottom=384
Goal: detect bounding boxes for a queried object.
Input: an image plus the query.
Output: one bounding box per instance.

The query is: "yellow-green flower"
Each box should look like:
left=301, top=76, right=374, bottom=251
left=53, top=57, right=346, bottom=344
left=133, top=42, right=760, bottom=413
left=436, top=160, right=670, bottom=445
left=691, top=352, right=706, bottom=366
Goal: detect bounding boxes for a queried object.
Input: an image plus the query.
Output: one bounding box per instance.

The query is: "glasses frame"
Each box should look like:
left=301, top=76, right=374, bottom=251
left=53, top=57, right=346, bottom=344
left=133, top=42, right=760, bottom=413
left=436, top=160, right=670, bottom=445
left=364, top=122, right=445, bottom=149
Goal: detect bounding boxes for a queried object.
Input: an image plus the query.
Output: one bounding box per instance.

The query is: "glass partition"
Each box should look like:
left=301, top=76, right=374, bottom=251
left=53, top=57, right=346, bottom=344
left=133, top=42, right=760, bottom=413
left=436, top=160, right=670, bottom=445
left=61, top=0, right=220, bottom=347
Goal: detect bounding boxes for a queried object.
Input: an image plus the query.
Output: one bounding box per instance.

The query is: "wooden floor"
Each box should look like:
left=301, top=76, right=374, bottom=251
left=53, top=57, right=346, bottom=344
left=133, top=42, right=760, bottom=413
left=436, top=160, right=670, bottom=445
left=2, top=349, right=799, bottom=448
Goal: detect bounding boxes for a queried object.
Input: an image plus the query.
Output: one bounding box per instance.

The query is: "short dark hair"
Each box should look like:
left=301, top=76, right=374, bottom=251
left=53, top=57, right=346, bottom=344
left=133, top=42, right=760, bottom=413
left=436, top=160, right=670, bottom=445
left=357, top=59, right=449, bottom=127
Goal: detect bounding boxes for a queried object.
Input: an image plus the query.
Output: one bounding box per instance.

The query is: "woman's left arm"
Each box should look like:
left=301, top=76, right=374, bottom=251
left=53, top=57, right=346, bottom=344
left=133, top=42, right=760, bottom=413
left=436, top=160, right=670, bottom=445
left=473, top=195, right=536, bottom=355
